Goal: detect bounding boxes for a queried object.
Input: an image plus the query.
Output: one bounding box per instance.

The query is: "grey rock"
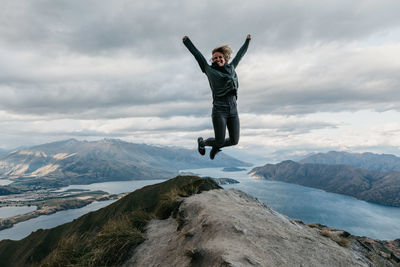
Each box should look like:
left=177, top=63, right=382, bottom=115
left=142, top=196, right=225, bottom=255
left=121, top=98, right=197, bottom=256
left=125, top=189, right=396, bottom=266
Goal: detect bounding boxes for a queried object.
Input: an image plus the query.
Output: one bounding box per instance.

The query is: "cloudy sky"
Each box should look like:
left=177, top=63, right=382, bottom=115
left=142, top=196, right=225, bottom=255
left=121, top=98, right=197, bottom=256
left=1, top=0, right=400, bottom=162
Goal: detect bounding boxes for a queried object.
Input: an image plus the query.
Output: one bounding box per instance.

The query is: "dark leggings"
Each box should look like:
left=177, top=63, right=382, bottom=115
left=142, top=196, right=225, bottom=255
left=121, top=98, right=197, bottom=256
left=204, top=95, right=240, bottom=149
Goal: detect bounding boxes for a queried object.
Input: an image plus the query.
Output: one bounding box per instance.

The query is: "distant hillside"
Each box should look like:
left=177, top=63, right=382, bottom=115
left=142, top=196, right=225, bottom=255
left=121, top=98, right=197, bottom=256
left=0, top=177, right=397, bottom=266
left=300, top=151, right=400, bottom=172
left=250, top=160, right=400, bottom=207
left=0, top=148, right=9, bottom=156
left=0, top=139, right=250, bottom=188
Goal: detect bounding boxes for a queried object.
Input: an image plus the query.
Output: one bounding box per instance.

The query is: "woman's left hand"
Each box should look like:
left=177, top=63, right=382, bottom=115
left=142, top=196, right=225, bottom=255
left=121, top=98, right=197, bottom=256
left=246, top=34, right=251, bottom=40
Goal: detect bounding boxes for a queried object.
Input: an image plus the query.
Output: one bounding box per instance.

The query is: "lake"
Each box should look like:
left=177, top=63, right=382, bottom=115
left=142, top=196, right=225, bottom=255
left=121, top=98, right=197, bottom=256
left=0, top=206, right=37, bottom=219
left=1, top=167, right=400, bottom=241
left=0, top=179, right=13, bottom=186
left=55, top=179, right=166, bottom=194
left=0, top=200, right=115, bottom=241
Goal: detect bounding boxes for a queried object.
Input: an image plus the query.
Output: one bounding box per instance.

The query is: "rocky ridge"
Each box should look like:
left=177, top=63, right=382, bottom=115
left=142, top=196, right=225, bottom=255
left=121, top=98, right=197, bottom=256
left=125, top=189, right=399, bottom=267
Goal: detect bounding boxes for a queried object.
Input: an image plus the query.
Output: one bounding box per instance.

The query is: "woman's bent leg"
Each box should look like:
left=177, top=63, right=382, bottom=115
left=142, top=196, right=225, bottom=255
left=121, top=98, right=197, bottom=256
left=223, top=115, right=240, bottom=147
left=204, top=113, right=227, bottom=148
left=205, top=114, right=239, bottom=149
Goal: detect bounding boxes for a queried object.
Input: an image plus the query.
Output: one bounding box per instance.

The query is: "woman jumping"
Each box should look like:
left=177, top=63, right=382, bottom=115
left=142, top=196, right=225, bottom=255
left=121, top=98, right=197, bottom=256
left=183, top=34, right=251, bottom=159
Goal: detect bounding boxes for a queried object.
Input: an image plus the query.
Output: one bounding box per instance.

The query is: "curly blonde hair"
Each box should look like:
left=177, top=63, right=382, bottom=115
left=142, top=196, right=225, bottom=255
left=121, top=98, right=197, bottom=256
left=212, top=45, right=233, bottom=62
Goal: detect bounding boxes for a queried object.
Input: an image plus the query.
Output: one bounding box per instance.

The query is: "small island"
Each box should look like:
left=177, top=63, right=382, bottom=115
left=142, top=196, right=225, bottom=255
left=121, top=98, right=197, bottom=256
left=209, top=177, right=240, bottom=185
left=222, top=167, right=247, bottom=172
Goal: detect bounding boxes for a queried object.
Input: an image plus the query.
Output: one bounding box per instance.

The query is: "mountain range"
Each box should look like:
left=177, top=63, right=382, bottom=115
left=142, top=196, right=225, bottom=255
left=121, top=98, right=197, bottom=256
left=250, top=160, right=400, bottom=207
left=0, top=176, right=397, bottom=266
left=300, top=151, right=400, bottom=172
left=0, top=139, right=250, bottom=189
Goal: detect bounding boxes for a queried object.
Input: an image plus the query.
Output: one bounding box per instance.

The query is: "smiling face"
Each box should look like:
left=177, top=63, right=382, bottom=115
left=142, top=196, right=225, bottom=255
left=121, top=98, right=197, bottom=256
left=212, top=52, right=226, bottom=67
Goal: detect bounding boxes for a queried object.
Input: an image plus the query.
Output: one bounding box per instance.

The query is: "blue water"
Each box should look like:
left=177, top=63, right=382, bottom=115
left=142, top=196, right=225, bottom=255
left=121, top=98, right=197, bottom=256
left=0, top=206, right=37, bottom=219
left=0, top=179, right=13, bottom=186
left=55, top=179, right=166, bottom=194
left=189, top=167, right=400, bottom=240
left=0, top=200, right=115, bottom=241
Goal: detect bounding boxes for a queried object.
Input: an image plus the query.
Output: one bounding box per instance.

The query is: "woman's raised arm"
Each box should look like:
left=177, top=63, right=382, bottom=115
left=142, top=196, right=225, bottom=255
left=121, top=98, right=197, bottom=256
left=183, top=36, right=208, bottom=73
left=231, top=34, right=251, bottom=69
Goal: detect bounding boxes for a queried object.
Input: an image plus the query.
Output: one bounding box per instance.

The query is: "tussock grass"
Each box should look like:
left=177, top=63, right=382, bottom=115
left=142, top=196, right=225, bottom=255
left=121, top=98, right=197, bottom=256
left=87, top=215, right=146, bottom=266
left=41, top=214, right=148, bottom=266
left=320, top=230, right=350, bottom=248
left=40, top=234, right=89, bottom=267
left=0, top=176, right=221, bottom=267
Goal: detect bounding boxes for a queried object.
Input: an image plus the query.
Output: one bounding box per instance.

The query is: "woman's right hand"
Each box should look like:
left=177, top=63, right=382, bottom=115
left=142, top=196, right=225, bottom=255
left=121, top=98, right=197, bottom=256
left=183, top=36, right=188, bottom=41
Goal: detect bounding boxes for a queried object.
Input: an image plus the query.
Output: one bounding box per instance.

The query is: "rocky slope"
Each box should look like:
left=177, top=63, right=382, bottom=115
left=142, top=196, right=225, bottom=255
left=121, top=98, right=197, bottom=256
left=125, top=189, right=398, bottom=266
left=250, top=160, right=400, bottom=207
left=0, top=176, right=398, bottom=266
left=300, top=151, right=400, bottom=172
left=0, top=139, right=250, bottom=188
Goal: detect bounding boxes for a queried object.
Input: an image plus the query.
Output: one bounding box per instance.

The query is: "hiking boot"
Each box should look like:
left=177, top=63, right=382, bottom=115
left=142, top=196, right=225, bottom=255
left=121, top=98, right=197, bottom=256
left=197, top=137, right=205, bottom=156
left=210, top=146, right=221, bottom=160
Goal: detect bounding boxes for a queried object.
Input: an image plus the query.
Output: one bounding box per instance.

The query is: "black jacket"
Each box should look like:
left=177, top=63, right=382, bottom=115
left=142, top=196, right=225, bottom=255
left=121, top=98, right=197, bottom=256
left=183, top=37, right=250, bottom=99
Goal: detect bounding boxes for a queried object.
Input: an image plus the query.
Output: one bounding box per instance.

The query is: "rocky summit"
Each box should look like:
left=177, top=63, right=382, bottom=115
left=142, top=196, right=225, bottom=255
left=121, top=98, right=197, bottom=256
left=125, top=188, right=399, bottom=267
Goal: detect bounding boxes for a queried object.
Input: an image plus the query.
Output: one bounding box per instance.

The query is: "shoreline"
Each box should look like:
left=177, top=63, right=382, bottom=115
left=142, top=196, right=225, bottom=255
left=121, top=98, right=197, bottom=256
left=0, top=192, right=124, bottom=231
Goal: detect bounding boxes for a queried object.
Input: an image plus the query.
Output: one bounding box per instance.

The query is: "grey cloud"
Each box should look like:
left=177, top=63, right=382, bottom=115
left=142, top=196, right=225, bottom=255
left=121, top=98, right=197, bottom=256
left=0, top=81, right=211, bottom=118
left=241, top=115, right=338, bottom=135
left=239, top=45, right=400, bottom=115
left=2, top=1, right=400, bottom=55
left=241, top=89, right=400, bottom=115
left=0, top=57, right=211, bottom=118
left=119, top=121, right=211, bottom=133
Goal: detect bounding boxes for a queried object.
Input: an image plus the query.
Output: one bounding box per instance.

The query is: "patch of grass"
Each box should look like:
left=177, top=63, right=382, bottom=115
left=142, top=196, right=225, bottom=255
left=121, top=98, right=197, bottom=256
left=40, top=234, right=90, bottom=266
left=86, top=215, right=146, bottom=266
left=41, top=213, right=151, bottom=266
left=336, top=238, right=350, bottom=248
left=308, top=223, right=326, bottom=228
left=320, top=230, right=350, bottom=248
